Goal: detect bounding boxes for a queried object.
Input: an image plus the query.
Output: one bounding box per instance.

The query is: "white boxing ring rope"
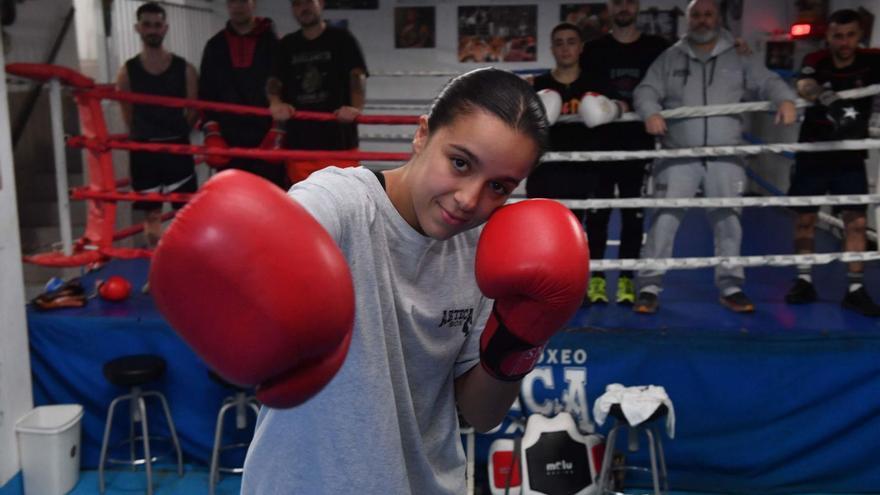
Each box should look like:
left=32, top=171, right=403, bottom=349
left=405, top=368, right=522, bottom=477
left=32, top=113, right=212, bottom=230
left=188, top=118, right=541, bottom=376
left=362, top=79, right=880, bottom=122
left=542, top=194, right=880, bottom=210
left=543, top=139, right=880, bottom=162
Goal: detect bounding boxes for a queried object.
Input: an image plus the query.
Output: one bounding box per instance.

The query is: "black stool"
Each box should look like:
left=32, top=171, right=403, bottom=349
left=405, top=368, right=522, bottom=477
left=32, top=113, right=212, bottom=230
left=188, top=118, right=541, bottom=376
left=597, top=404, right=669, bottom=495
left=98, top=354, right=183, bottom=495
left=208, top=370, right=260, bottom=495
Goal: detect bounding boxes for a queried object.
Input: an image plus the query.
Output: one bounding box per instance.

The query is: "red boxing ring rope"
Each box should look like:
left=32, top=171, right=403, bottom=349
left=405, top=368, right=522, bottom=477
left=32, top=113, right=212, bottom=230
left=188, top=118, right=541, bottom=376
left=8, top=63, right=419, bottom=267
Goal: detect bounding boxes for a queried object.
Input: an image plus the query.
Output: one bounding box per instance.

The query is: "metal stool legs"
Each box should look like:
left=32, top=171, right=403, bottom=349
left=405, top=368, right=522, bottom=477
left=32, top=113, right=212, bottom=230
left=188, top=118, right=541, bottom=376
left=208, top=391, right=260, bottom=495
left=98, top=386, right=183, bottom=494
left=597, top=420, right=669, bottom=495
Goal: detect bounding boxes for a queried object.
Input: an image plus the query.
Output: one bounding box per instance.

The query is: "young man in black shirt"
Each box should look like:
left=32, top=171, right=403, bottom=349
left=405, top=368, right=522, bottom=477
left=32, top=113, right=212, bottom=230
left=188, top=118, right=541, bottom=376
left=579, top=0, right=668, bottom=305
left=266, top=0, right=368, bottom=185
left=786, top=9, right=880, bottom=316
left=527, top=24, right=601, bottom=306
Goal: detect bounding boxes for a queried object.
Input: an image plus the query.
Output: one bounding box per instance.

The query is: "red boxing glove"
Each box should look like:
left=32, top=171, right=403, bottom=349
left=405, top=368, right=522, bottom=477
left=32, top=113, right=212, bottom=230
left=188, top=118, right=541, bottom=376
left=202, top=121, right=231, bottom=167
left=98, top=276, right=131, bottom=301
left=149, top=170, right=355, bottom=408
left=259, top=122, right=286, bottom=164
left=476, top=199, right=589, bottom=381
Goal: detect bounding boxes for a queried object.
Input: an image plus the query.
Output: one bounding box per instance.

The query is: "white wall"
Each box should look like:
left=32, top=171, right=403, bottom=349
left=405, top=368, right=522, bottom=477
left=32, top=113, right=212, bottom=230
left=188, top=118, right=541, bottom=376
left=258, top=0, right=689, bottom=103
left=4, top=0, right=79, bottom=67
left=0, top=37, right=35, bottom=487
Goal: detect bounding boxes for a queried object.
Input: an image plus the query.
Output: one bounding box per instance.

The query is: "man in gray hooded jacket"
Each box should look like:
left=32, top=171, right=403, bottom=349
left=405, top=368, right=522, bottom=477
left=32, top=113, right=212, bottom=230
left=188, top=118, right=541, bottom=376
left=632, top=0, right=797, bottom=314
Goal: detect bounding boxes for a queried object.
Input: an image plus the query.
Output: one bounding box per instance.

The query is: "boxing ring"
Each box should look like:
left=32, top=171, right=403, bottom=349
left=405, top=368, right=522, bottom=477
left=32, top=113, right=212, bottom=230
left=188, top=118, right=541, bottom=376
left=12, top=63, right=880, bottom=493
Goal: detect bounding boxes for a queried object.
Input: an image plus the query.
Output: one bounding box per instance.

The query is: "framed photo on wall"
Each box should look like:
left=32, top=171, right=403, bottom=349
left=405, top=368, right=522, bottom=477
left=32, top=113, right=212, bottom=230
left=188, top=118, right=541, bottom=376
left=324, top=0, right=378, bottom=9
left=858, top=7, right=874, bottom=45
left=395, top=7, right=435, bottom=49
left=457, top=5, right=537, bottom=63
left=637, top=7, right=680, bottom=43
left=559, top=3, right=609, bottom=42
left=765, top=40, right=795, bottom=71
left=794, top=0, right=829, bottom=23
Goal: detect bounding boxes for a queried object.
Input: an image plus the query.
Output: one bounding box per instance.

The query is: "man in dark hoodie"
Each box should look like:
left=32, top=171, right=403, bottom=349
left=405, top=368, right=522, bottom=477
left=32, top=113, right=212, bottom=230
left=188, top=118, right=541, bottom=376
left=632, top=0, right=797, bottom=314
left=198, top=0, right=287, bottom=189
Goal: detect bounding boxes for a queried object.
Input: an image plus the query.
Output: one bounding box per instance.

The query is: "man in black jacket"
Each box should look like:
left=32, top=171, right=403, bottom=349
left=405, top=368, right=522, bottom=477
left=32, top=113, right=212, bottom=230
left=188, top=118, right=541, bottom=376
left=199, top=0, right=286, bottom=189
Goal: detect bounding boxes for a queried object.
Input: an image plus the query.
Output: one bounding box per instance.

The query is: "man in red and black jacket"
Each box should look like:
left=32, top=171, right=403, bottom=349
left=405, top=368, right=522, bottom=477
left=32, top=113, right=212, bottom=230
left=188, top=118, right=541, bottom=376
left=198, top=0, right=287, bottom=189
left=786, top=8, right=880, bottom=315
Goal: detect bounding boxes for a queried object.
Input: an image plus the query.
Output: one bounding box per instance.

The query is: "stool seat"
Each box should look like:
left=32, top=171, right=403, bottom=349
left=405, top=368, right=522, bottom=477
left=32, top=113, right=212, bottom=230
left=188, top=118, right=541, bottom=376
left=208, top=369, right=249, bottom=392
left=98, top=354, right=182, bottom=495
left=103, top=355, right=166, bottom=387
left=609, top=403, right=669, bottom=425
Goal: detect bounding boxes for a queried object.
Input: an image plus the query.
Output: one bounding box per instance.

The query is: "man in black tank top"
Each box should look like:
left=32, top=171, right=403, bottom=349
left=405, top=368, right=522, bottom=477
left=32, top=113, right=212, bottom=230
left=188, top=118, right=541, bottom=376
left=115, top=2, right=199, bottom=249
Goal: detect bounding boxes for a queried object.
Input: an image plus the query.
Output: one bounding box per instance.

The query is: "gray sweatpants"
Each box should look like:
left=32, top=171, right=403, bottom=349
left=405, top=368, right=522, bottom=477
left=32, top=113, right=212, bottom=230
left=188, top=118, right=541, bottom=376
left=637, top=157, right=746, bottom=294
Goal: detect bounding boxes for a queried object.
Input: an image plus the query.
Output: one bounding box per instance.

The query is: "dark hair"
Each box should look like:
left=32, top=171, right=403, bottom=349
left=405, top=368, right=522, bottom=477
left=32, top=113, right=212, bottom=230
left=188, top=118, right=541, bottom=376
left=828, top=9, right=862, bottom=28
left=427, top=68, right=549, bottom=157
left=551, top=22, right=582, bottom=42
left=136, top=2, right=166, bottom=21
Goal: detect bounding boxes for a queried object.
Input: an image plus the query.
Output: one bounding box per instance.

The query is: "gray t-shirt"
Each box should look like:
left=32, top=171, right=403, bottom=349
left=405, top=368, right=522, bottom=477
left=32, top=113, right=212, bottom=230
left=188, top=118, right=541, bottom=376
left=242, top=166, right=492, bottom=495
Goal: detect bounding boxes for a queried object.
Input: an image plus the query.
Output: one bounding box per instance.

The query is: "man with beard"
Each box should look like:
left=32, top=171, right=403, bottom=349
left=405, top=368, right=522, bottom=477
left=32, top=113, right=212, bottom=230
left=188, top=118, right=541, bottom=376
left=267, top=0, right=367, bottom=185
left=632, top=0, right=797, bottom=314
left=199, top=0, right=287, bottom=189
left=784, top=9, right=880, bottom=316
left=578, top=0, right=669, bottom=306
left=116, top=2, right=198, bottom=249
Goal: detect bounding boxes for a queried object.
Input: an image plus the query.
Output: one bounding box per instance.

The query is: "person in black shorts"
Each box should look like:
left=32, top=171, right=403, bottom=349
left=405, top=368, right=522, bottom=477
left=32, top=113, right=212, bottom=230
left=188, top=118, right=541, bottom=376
left=578, top=0, right=668, bottom=305
left=786, top=9, right=880, bottom=316
left=116, top=2, right=198, bottom=249
left=526, top=23, right=602, bottom=305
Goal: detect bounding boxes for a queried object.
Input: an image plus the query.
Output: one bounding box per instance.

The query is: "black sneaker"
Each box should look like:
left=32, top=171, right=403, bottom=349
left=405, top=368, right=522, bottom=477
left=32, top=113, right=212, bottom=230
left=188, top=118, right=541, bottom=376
left=842, top=287, right=880, bottom=316
left=720, top=290, right=755, bottom=313
left=633, top=291, right=659, bottom=314
left=785, top=278, right=817, bottom=304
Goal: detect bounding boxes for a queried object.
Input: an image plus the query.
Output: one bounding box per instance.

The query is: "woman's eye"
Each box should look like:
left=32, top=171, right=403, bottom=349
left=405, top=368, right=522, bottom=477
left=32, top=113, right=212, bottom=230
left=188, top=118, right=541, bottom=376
left=489, top=181, right=509, bottom=195
left=451, top=158, right=469, bottom=171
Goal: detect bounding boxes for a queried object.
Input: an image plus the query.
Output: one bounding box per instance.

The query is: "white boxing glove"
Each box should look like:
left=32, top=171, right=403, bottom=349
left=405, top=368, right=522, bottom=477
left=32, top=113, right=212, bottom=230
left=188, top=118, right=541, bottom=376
left=579, top=92, right=622, bottom=128
left=537, top=89, right=562, bottom=125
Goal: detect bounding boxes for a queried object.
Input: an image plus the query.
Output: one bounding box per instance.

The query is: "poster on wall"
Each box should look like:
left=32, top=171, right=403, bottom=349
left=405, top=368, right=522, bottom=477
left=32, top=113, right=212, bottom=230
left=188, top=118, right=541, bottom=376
left=720, top=0, right=743, bottom=36
left=858, top=7, right=874, bottom=45
left=324, top=0, right=377, bottom=9
left=559, top=3, right=609, bottom=42
left=395, top=7, right=435, bottom=48
left=794, top=0, right=829, bottom=23
left=636, top=7, right=680, bottom=43
left=328, top=19, right=349, bottom=29
left=765, top=41, right=795, bottom=71
left=457, top=5, right=537, bottom=63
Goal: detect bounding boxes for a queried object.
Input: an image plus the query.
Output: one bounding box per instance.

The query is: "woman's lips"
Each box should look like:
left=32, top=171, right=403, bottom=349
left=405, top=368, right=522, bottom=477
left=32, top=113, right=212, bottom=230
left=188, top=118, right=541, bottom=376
left=440, top=206, right=467, bottom=226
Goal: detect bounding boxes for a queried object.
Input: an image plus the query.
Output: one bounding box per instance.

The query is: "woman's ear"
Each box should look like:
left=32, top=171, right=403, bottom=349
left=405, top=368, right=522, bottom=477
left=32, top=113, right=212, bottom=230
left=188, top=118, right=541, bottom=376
left=412, top=115, right=429, bottom=154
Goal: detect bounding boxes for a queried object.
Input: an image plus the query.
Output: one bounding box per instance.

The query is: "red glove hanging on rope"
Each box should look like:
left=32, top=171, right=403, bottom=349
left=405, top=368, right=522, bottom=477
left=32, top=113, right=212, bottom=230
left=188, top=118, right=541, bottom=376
left=201, top=121, right=231, bottom=167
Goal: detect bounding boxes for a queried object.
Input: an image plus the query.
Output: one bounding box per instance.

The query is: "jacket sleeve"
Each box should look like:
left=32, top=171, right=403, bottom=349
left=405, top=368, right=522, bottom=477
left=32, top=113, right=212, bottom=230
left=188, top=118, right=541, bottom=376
left=198, top=37, right=221, bottom=123
left=634, top=52, right=667, bottom=119
left=744, top=55, right=796, bottom=105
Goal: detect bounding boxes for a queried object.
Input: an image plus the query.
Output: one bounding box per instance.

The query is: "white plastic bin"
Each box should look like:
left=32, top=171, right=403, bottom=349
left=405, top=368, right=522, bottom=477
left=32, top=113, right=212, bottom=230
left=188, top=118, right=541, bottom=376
left=15, top=404, right=84, bottom=495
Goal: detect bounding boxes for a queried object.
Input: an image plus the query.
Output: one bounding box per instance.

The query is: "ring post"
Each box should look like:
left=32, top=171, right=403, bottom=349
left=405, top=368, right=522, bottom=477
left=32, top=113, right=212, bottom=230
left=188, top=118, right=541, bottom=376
left=49, top=78, right=73, bottom=255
